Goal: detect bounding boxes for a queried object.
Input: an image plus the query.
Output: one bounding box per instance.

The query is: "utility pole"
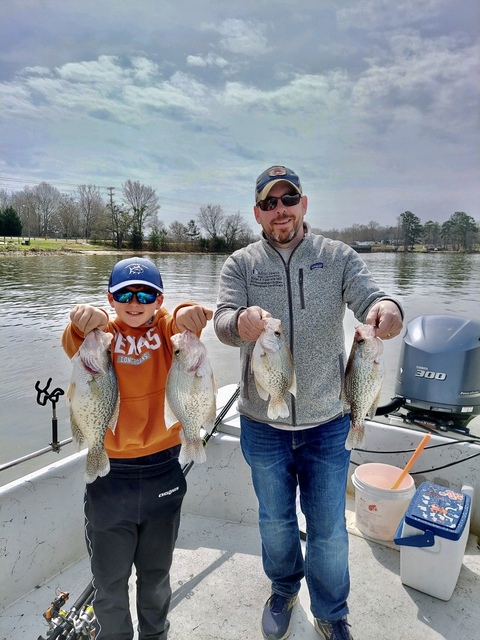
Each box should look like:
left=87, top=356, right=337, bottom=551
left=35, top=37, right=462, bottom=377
left=107, top=187, right=115, bottom=247
left=107, top=186, right=115, bottom=209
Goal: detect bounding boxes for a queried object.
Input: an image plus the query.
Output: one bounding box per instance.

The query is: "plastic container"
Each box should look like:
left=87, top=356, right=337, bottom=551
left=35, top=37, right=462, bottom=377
left=352, top=463, right=416, bottom=541
left=394, top=481, right=471, bottom=600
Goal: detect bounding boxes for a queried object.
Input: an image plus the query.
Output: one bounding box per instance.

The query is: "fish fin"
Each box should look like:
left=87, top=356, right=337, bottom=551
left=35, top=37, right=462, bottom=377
left=203, top=399, right=217, bottom=433
left=85, top=446, right=110, bottom=484
left=366, top=388, right=382, bottom=419
left=179, top=436, right=207, bottom=465
left=267, top=398, right=290, bottom=420
left=196, top=357, right=213, bottom=378
left=108, top=391, right=120, bottom=433
left=66, top=382, right=75, bottom=404
left=254, top=378, right=270, bottom=401
left=288, top=371, right=297, bottom=397
left=164, top=399, right=179, bottom=430
left=345, top=424, right=365, bottom=450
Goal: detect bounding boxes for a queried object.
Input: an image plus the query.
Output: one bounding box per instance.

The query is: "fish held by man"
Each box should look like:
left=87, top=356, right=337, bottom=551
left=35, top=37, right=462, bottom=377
left=66, top=329, right=119, bottom=483
left=165, top=330, right=217, bottom=466
left=251, top=317, right=297, bottom=420
left=343, top=323, right=385, bottom=450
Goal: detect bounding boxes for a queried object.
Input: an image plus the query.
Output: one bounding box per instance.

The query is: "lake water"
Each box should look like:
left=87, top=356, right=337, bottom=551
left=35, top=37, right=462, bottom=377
left=1, top=251, right=479, bottom=485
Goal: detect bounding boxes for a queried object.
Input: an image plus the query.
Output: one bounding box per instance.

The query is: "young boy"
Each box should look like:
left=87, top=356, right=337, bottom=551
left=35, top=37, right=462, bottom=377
left=62, top=256, right=213, bottom=640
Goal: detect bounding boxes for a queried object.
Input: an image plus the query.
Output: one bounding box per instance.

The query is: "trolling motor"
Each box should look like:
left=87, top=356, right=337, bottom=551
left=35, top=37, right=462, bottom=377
left=382, top=315, right=480, bottom=434
left=37, top=582, right=96, bottom=640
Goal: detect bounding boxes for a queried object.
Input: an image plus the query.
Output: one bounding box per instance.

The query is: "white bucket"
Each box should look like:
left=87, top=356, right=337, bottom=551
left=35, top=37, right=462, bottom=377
left=352, top=463, right=416, bottom=541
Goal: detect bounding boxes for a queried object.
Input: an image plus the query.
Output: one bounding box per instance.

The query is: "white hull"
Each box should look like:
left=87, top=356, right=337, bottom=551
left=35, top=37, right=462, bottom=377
left=1, top=384, right=480, bottom=639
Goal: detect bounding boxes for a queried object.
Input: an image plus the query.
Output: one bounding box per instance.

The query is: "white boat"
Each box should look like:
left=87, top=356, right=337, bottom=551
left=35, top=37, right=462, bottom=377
left=1, top=315, right=480, bottom=640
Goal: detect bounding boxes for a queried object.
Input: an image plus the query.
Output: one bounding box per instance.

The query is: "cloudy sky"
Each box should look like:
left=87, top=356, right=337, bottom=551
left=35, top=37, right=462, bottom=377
left=1, top=0, right=479, bottom=231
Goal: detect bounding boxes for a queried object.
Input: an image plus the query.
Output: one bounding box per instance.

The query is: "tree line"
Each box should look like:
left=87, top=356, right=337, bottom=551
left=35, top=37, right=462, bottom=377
left=0, top=180, right=255, bottom=252
left=0, top=180, right=478, bottom=252
left=314, top=210, right=479, bottom=252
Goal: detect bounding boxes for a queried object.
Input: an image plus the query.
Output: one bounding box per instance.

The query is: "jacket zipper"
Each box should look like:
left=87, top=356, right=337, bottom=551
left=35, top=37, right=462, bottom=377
left=268, top=235, right=305, bottom=426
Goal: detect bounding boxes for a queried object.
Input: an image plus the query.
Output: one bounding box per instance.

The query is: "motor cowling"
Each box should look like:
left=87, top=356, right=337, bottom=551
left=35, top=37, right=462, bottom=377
left=395, top=315, right=480, bottom=426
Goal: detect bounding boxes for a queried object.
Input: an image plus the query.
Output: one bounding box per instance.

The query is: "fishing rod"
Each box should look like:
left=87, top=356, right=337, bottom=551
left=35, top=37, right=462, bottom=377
left=35, top=384, right=240, bottom=640
left=37, top=581, right=96, bottom=640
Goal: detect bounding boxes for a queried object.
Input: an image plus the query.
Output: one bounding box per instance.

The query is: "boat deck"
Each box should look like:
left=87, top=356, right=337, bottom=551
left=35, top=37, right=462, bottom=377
left=4, top=502, right=480, bottom=640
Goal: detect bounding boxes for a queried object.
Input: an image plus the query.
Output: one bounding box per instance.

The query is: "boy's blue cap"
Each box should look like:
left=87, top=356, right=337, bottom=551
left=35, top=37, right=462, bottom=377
left=108, top=257, right=164, bottom=294
left=255, top=165, right=302, bottom=203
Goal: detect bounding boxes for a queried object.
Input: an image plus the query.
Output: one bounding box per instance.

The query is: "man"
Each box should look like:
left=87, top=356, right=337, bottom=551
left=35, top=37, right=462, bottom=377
left=213, top=166, right=403, bottom=640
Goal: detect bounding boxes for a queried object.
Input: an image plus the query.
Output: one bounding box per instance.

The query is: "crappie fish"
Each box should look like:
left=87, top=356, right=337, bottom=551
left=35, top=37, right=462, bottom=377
left=165, top=330, right=216, bottom=466
left=251, top=317, right=297, bottom=420
left=343, top=324, right=385, bottom=450
left=66, top=329, right=119, bottom=483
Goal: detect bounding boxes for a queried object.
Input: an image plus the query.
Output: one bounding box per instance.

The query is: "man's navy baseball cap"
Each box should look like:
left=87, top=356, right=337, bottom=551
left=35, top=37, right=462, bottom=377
left=108, top=257, right=164, bottom=294
left=255, top=165, right=302, bottom=203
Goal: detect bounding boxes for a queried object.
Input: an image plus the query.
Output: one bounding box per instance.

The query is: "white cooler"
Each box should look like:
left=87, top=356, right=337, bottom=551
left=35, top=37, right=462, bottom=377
left=394, top=481, right=471, bottom=601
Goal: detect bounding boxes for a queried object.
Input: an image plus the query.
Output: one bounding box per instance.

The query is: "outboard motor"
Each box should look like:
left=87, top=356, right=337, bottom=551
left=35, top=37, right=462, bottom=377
left=395, top=315, right=480, bottom=431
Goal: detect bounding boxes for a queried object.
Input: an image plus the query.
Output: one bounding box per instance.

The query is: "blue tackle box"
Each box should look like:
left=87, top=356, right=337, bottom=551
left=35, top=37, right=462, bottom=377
left=394, top=481, right=471, bottom=600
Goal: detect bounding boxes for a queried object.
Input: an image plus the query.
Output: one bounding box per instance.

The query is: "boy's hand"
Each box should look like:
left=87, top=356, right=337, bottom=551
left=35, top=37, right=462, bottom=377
left=70, top=304, right=108, bottom=335
left=176, top=305, right=213, bottom=333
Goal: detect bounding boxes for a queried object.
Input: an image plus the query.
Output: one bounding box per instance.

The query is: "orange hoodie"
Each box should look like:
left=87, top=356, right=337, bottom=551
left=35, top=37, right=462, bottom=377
left=62, top=304, right=195, bottom=459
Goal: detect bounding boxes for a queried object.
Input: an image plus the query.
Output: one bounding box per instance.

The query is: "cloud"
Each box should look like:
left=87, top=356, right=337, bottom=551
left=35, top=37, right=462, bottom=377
left=202, top=18, right=270, bottom=56
left=0, top=0, right=478, bottom=229
left=337, top=0, right=450, bottom=31
left=186, top=53, right=229, bottom=69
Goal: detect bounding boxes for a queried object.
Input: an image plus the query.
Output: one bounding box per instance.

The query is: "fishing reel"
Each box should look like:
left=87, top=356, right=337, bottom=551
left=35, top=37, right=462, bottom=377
left=37, top=586, right=96, bottom=640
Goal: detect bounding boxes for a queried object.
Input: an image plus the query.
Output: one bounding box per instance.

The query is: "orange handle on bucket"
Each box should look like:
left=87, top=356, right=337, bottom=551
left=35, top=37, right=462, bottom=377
left=391, top=433, right=431, bottom=490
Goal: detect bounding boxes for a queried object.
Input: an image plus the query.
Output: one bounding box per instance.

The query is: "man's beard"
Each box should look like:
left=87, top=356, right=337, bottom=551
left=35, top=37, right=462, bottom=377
left=266, top=218, right=302, bottom=245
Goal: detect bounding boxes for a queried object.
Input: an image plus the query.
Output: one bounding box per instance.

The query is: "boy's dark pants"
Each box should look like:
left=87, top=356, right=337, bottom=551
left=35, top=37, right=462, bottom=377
left=84, top=448, right=186, bottom=640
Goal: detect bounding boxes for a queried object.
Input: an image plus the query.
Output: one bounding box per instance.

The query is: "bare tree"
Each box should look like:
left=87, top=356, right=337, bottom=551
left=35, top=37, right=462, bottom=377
left=197, top=204, right=225, bottom=240
left=32, top=182, right=62, bottom=238
left=76, top=185, right=106, bottom=239
left=108, top=203, right=131, bottom=249
left=169, top=221, right=188, bottom=243
left=0, top=189, right=10, bottom=210
left=223, top=212, right=252, bottom=250
left=58, top=194, right=81, bottom=239
left=122, top=180, right=159, bottom=245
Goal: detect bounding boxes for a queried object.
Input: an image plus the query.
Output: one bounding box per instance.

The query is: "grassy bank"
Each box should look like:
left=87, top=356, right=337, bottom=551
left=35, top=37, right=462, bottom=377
left=0, top=237, right=124, bottom=254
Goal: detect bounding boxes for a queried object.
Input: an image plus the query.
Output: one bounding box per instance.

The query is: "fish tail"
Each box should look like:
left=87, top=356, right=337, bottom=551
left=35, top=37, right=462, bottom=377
left=345, top=424, right=365, bottom=451
left=267, top=398, right=290, bottom=420
left=179, top=439, right=207, bottom=466
left=85, top=446, right=110, bottom=484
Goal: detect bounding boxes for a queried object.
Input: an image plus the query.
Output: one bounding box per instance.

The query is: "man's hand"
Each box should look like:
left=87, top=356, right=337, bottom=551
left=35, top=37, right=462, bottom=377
left=237, top=306, right=271, bottom=341
left=70, top=304, right=108, bottom=335
left=365, top=300, right=403, bottom=340
left=176, top=305, right=213, bottom=333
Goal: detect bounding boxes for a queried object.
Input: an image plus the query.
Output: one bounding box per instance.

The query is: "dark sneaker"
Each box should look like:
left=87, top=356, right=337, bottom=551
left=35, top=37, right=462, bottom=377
left=314, top=616, right=353, bottom=639
left=261, top=593, right=298, bottom=640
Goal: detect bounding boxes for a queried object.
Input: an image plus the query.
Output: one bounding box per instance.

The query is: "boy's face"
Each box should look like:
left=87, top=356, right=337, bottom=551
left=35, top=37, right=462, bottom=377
left=108, top=285, right=164, bottom=327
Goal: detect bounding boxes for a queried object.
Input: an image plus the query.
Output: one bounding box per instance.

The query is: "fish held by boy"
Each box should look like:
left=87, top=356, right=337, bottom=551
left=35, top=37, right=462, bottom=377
left=165, top=330, right=217, bottom=466
left=343, top=323, right=385, bottom=450
left=66, top=328, right=120, bottom=483
left=251, top=317, right=297, bottom=420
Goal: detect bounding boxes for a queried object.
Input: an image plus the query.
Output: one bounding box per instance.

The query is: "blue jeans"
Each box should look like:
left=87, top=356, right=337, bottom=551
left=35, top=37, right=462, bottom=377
left=240, top=414, right=351, bottom=621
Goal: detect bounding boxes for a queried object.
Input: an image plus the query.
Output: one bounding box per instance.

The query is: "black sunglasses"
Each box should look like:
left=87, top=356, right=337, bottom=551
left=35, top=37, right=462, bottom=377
left=112, top=289, right=158, bottom=304
left=257, top=193, right=301, bottom=212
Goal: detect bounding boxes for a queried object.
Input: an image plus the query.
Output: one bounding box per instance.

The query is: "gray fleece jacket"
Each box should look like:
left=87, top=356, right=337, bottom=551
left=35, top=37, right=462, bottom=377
left=214, top=225, right=402, bottom=428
